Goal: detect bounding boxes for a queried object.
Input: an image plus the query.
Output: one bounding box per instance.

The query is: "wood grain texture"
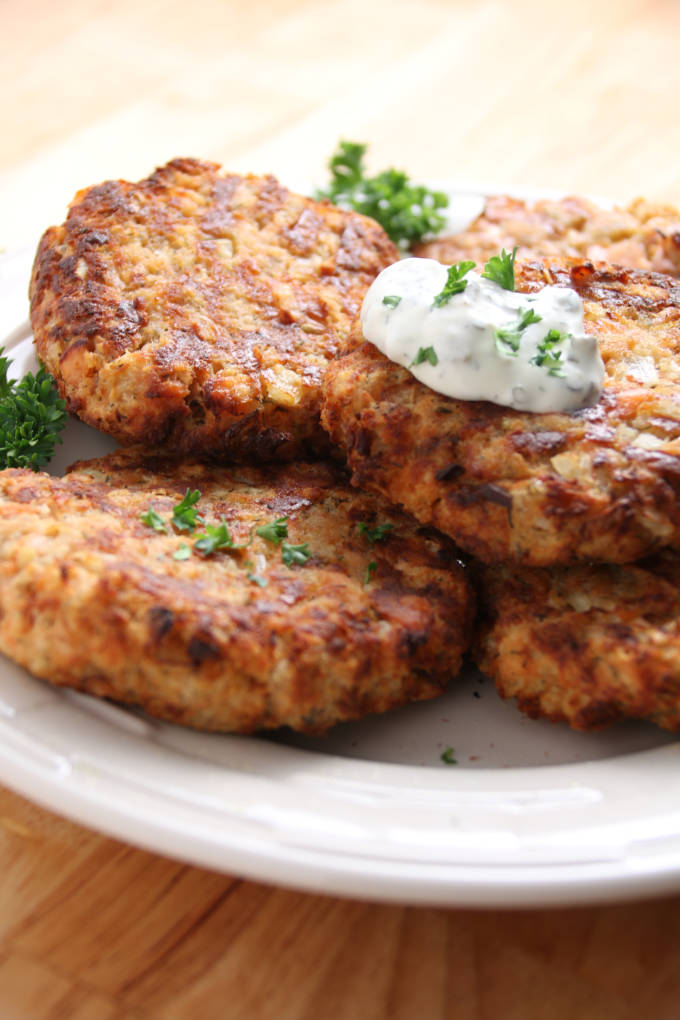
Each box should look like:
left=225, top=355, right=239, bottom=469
left=1, top=0, right=680, bottom=1016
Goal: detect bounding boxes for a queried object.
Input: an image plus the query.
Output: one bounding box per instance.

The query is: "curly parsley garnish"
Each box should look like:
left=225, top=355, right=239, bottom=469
left=432, top=261, right=475, bottom=307
left=494, top=307, right=542, bottom=357
left=481, top=247, right=518, bottom=291
left=531, top=328, right=569, bottom=376
left=440, top=746, right=458, bottom=765
left=358, top=521, right=394, bottom=544
left=0, top=350, right=67, bottom=470
left=410, top=346, right=439, bottom=367
left=255, top=517, right=288, bottom=544
left=315, top=141, right=448, bottom=248
left=281, top=541, right=311, bottom=567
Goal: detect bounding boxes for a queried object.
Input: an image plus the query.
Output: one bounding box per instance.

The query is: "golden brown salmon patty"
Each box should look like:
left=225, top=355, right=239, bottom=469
left=0, top=450, right=473, bottom=733
left=472, top=552, right=680, bottom=731
left=415, top=194, right=680, bottom=276
left=322, top=259, right=680, bottom=566
left=29, top=158, right=398, bottom=461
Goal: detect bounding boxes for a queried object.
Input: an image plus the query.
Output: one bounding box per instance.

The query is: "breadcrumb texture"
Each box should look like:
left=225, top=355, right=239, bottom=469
left=29, top=158, right=399, bottom=461
left=415, top=194, right=680, bottom=276
left=0, top=450, right=473, bottom=733
left=321, top=259, right=680, bottom=566
left=473, top=553, right=680, bottom=731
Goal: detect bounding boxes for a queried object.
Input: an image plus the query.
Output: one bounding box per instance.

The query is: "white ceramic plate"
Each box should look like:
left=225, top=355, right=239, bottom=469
left=1, top=194, right=679, bottom=909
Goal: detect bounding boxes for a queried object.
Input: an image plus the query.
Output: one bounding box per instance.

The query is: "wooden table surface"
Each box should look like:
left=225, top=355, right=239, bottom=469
left=2, top=1, right=680, bottom=1016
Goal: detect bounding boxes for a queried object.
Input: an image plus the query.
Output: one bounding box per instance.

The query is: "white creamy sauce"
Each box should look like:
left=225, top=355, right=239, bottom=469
left=360, top=258, right=604, bottom=413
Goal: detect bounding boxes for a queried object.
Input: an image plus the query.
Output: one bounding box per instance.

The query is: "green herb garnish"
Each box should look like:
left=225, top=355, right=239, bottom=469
left=382, top=295, right=402, bottom=309
left=0, top=350, right=67, bottom=470
left=432, top=261, right=476, bottom=307
left=358, top=521, right=394, bottom=544
left=315, top=141, right=448, bottom=248
left=410, top=346, right=439, bottom=367
left=171, top=489, right=203, bottom=532
left=281, top=541, right=311, bottom=567
left=441, top=746, right=458, bottom=765
left=364, top=560, right=378, bottom=584
left=481, top=247, right=518, bottom=291
left=140, top=507, right=168, bottom=533
left=193, top=519, right=237, bottom=556
left=172, top=542, right=192, bottom=561
left=494, top=307, right=542, bottom=357
left=247, top=572, right=269, bottom=588
left=531, top=328, right=569, bottom=376
left=256, top=517, right=289, bottom=545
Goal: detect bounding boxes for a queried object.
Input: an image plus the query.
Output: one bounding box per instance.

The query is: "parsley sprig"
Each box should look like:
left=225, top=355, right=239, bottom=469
left=0, top=350, right=67, bottom=470
left=482, top=247, right=518, bottom=291
left=316, top=141, right=448, bottom=248
left=432, top=261, right=475, bottom=307
left=494, top=307, right=542, bottom=357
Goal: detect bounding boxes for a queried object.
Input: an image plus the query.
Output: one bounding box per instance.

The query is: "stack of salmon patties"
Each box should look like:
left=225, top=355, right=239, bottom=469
left=322, top=194, right=680, bottom=732
left=17, top=158, right=476, bottom=734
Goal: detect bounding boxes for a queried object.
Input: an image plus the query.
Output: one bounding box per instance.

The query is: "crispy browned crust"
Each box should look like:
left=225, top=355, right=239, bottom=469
left=29, top=158, right=398, bottom=461
left=0, top=450, right=473, bottom=733
left=414, top=194, right=680, bottom=276
left=321, top=259, right=680, bottom=566
left=472, top=552, right=680, bottom=731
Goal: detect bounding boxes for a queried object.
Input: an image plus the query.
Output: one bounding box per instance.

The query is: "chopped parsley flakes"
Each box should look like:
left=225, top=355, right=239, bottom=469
left=440, top=746, right=458, bottom=765
left=171, top=489, right=203, bottom=532
left=140, top=507, right=168, bottom=533
left=410, top=346, right=439, bottom=367
left=531, top=328, right=569, bottom=376
left=494, top=307, right=542, bottom=357
left=281, top=541, right=311, bottom=567
left=358, top=521, right=394, bottom=544
left=193, top=519, right=238, bottom=556
left=256, top=517, right=289, bottom=544
left=364, top=560, right=378, bottom=584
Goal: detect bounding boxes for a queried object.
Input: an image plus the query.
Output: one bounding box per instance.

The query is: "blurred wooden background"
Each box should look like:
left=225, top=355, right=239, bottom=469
left=2, top=0, right=680, bottom=1017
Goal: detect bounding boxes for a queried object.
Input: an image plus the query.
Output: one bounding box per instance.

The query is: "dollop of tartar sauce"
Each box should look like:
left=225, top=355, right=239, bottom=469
left=360, top=258, right=604, bottom=413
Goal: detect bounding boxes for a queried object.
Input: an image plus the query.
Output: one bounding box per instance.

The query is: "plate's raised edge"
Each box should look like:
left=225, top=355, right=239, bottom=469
left=1, top=736, right=679, bottom=909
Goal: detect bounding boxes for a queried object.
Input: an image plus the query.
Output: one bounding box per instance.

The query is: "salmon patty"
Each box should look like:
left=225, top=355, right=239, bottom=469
left=472, top=552, right=680, bottom=731
left=321, top=259, right=680, bottom=566
left=415, top=194, right=680, bottom=276
left=0, top=450, right=473, bottom=733
left=29, top=158, right=398, bottom=461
